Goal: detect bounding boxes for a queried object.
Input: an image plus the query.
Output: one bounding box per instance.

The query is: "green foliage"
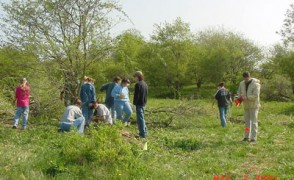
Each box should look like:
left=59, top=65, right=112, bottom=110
left=1, top=98, right=294, bottom=179
left=151, top=18, right=194, bottom=84
left=195, top=29, right=262, bottom=85
left=1, top=0, right=126, bottom=105
left=279, top=3, right=294, bottom=48
left=164, top=137, right=203, bottom=151
left=113, top=29, right=146, bottom=73
left=261, top=74, right=293, bottom=101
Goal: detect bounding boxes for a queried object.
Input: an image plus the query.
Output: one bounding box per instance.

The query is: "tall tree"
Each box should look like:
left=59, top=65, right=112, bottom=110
left=150, top=17, right=195, bottom=98
left=279, top=3, right=294, bottom=49
left=195, top=29, right=262, bottom=88
left=276, top=3, right=294, bottom=93
left=1, top=0, right=125, bottom=105
left=112, top=29, right=145, bottom=74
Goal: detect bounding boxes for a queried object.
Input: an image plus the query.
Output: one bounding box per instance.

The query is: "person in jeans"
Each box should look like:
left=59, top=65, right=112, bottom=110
left=133, top=71, right=148, bottom=138
left=214, top=82, right=232, bottom=127
left=238, top=71, right=261, bottom=143
left=60, top=99, right=85, bottom=134
left=13, top=78, right=30, bottom=129
left=80, top=76, right=96, bottom=126
left=100, top=76, right=121, bottom=121
left=111, top=79, right=132, bottom=125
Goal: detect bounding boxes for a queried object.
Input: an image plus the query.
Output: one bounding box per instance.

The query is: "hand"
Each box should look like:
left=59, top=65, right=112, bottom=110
left=241, top=96, right=247, bottom=100
left=119, top=94, right=125, bottom=99
left=92, top=116, right=105, bottom=123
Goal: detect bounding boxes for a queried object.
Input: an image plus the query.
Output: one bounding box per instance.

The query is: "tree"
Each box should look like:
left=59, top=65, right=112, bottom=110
left=112, top=29, right=146, bottom=74
left=150, top=17, right=195, bottom=98
left=273, top=51, right=294, bottom=93
left=279, top=3, right=294, bottom=49
left=1, top=0, right=126, bottom=105
left=195, top=29, right=262, bottom=89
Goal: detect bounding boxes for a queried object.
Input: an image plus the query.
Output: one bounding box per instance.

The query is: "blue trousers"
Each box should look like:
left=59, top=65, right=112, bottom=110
left=218, top=106, right=228, bottom=127
left=13, top=106, right=29, bottom=128
left=60, top=116, right=85, bottom=134
left=136, top=106, right=147, bottom=138
left=82, top=104, right=93, bottom=125
left=114, top=101, right=132, bottom=123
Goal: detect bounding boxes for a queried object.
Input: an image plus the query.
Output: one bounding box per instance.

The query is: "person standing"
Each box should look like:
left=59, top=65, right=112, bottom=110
left=133, top=71, right=148, bottom=138
left=237, top=72, right=261, bottom=143
left=111, top=79, right=132, bottom=125
left=13, top=78, right=30, bottom=129
left=100, top=76, right=121, bottom=121
left=80, top=76, right=96, bottom=125
left=214, top=82, right=232, bottom=127
left=60, top=99, right=85, bottom=134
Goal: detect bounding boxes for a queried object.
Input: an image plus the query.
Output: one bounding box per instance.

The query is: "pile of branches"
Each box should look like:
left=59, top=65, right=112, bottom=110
left=145, top=101, right=207, bottom=128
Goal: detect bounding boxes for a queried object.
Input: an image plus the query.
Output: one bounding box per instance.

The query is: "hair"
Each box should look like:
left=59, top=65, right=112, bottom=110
left=137, top=74, right=144, bottom=81
left=121, top=78, right=130, bottom=84
left=218, top=82, right=225, bottom=87
left=74, top=99, right=83, bottom=106
left=242, top=71, right=250, bottom=78
left=20, top=77, right=27, bottom=84
left=134, top=71, right=144, bottom=81
left=84, top=76, right=94, bottom=83
left=113, top=76, right=122, bottom=82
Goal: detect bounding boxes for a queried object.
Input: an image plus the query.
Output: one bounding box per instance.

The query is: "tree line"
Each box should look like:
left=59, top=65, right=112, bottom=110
left=1, top=0, right=294, bottom=115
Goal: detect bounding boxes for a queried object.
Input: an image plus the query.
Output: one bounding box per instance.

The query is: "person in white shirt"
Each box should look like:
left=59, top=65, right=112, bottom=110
left=60, top=99, right=85, bottom=134
left=92, top=100, right=113, bottom=125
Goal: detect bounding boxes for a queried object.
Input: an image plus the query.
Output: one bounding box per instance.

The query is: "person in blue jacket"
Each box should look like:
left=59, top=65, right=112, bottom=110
left=100, top=76, right=121, bottom=120
left=111, top=78, right=132, bottom=125
left=80, top=76, right=96, bottom=126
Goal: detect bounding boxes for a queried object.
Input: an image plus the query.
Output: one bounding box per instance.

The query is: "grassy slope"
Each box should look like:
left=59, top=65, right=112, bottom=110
left=0, top=97, right=294, bottom=179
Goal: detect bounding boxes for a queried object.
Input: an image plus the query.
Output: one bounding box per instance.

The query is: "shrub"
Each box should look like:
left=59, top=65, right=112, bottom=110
left=262, top=75, right=293, bottom=101
left=37, top=125, right=144, bottom=178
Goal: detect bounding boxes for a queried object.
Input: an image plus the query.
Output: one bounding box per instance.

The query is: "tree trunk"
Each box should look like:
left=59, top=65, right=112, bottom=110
left=62, top=70, right=79, bottom=106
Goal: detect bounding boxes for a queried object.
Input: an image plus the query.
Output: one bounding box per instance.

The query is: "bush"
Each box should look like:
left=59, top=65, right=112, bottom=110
left=262, top=75, right=293, bottom=101
left=0, top=92, right=14, bottom=121
left=36, top=125, right=145, bottom=179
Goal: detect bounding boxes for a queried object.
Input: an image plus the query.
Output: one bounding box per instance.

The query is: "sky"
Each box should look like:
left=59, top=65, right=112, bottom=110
left=112, top=0, right=293, bottom=47
left=0, top=0, right=292, bottom=47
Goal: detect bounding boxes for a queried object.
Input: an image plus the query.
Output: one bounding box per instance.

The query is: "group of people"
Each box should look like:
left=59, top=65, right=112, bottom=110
left=59, top=71, right=148, bottom=138
left=12, top=71, right=260, bottom=143
left=214, top=71, right=261, bottom=143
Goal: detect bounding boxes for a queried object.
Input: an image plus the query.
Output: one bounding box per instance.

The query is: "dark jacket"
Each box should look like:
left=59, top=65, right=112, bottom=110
left=215, top=88, right=231, bottom=107
left=100, top=82, right=117, bottom=108
left=133, top=80, right=148, bottom=106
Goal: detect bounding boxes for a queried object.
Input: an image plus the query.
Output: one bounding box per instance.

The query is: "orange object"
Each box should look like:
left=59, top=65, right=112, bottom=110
left=235, top=99, right=241, bottom=106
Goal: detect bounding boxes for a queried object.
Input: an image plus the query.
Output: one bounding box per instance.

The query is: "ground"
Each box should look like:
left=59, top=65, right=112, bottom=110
left=0, top=98, right=293, bottom=179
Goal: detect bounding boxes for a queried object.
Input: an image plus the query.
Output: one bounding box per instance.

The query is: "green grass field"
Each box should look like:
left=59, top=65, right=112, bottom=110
left=0, top=98, right=293, bottom=179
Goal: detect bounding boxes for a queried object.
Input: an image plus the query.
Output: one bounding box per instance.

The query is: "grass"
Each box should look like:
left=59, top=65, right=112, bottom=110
left=0, top=98, right=294, bottom=179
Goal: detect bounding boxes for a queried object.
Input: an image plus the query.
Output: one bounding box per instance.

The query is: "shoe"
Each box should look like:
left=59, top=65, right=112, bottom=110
left=242, top=138, right=249, bottom=142
left=250, top=139, right=256, bottom=144
left=12, top=126, right=17, bottom=129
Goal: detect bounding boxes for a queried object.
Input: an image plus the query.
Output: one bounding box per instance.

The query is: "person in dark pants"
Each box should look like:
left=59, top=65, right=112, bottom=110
left=100, top=76, right=121, bottom=121
left=133, top=71, right=148, bottom=138
left=214, top=82, right=232, bottom=127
